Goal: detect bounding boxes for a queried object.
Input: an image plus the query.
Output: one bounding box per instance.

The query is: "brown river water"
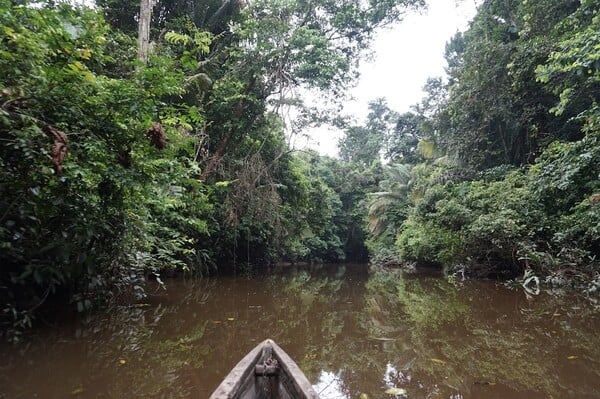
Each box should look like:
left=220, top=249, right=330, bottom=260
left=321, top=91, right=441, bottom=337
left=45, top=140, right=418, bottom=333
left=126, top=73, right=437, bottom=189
left=1, top=263, right=599, bottom=399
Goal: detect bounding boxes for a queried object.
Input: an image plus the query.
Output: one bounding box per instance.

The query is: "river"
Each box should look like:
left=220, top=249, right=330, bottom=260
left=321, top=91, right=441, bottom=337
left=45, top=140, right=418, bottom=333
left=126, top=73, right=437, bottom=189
left=1, top=264, right=599, bottom=398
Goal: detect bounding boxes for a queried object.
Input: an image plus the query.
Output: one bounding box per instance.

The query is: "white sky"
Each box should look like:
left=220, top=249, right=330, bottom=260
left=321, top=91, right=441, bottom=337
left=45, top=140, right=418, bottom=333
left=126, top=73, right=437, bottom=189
left=301, top=0, right=480, bottom=157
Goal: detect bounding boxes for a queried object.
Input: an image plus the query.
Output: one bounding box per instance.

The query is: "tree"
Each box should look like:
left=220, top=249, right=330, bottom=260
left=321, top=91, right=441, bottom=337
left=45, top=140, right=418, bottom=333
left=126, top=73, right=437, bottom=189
left=385, top=112, right=425, bottom=163
left=136, top=0, right=156, bottom=63
left=0, top=0, right=214, bottom=335
left=368, top=0, right=599, bottom=285
left=338, top=126, right=380, bottom=164
left=430, top=0, right=584, bottom=170
left=367, top=163, right=413, bottom=237
left=535, top=1, right=600, bottom=133
left=339, top=98, right=399, bottom=164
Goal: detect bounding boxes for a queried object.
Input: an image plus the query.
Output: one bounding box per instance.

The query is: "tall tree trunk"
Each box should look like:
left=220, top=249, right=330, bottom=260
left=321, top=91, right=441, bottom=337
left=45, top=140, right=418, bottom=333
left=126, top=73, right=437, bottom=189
left=137, top=0, right=156, bottom=64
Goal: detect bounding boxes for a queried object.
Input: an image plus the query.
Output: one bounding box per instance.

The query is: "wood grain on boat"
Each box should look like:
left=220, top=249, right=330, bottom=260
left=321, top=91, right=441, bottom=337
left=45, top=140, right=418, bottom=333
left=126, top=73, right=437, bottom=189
left=209, top=339, right=319, bottom=399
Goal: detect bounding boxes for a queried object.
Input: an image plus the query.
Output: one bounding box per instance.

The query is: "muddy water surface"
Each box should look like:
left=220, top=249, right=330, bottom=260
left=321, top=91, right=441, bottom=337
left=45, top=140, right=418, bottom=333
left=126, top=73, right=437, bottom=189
left=1, top=264, right=599, bottom=398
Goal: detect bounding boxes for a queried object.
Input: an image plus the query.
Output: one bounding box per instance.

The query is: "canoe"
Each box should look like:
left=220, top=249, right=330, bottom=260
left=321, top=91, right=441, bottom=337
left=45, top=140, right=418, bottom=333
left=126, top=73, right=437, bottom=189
left=209, top=339, right=319, bottom=399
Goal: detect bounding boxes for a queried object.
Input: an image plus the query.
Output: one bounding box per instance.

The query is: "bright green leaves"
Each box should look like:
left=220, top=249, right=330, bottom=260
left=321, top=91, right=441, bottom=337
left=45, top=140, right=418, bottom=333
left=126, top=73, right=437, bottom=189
left=530, top=129, right=600, bottom=251
left=162, top=105, right=205, bottom=134
left=379, top=0, right=598, bottom=281
left=395, top=170, right=540, bottom=275
left=526, top=4, right=600, bottom=265
left=165, top=31, right=191, bottom=46
left=535, top=11, right=600, bottom=119
left=66, top=60, right=96, bottom=83
left=165, top=24, right=213, bottom=72
left=0, top=1, right=216, bottom=334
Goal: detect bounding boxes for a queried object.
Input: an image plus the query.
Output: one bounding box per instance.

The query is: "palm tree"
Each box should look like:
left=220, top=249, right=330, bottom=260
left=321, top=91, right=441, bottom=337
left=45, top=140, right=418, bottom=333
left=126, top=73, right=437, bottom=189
left=367, top=163, right=413, bottom=237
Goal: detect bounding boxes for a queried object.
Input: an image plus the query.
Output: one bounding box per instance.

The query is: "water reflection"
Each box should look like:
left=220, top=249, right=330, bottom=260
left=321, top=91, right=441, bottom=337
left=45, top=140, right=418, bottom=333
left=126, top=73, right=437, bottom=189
left=314, top=371, right=348, bottom=399
left=0, top=264, right=599, bottom=399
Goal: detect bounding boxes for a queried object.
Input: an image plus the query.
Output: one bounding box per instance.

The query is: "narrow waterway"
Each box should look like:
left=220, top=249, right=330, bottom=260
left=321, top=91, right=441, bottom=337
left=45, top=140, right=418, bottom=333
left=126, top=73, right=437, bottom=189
left=1, top=264, right=598, bottom=398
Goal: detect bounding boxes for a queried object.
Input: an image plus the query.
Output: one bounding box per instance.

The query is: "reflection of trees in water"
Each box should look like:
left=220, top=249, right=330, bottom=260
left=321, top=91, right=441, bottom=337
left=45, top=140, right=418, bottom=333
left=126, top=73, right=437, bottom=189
left=1, top=267, right=599, bottom=398
left=360, top=270, right=600, bottom=399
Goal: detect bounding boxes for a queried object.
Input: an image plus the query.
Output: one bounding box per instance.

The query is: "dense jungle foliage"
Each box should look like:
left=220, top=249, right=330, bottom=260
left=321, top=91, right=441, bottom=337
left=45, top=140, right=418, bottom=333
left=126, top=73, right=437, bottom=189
left=0, top=0, right=422, bottom=336
left=360, top=0, right=599, bottom=291
left=0, top=0, right=598, bottom=337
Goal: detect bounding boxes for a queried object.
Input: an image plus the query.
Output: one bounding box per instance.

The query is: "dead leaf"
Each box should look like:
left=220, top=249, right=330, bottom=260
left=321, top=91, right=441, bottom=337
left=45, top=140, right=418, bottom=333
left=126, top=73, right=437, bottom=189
left=431, top=358, right=447, bottom=365
left=475, top=380, right=497, bottom=386
left=146, top=122, right=167, bottom=149
left=44, top=125, right=68, bottom=174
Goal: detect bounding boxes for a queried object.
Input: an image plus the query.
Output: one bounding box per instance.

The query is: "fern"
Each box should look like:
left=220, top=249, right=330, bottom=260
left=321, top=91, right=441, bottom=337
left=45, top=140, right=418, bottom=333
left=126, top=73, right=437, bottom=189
left=165, top=31, right=190, bottom=45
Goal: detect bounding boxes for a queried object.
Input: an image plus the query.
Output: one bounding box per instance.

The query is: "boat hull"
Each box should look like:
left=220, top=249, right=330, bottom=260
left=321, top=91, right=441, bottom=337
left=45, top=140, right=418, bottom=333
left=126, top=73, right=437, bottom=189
left=210, top=339, right=319, bottom=399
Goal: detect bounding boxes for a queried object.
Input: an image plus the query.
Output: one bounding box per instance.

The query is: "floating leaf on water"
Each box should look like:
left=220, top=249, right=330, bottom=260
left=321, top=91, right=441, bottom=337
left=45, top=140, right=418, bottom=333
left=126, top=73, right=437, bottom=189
left=385, top=387, right=407, bottom=395
left=119, top=359, right=127, bottom=365
left=475, top=380, right=497, bottom=386
left=431, top=358, right=447, bottom=365
left=567, top=355, right=578, bottom=360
